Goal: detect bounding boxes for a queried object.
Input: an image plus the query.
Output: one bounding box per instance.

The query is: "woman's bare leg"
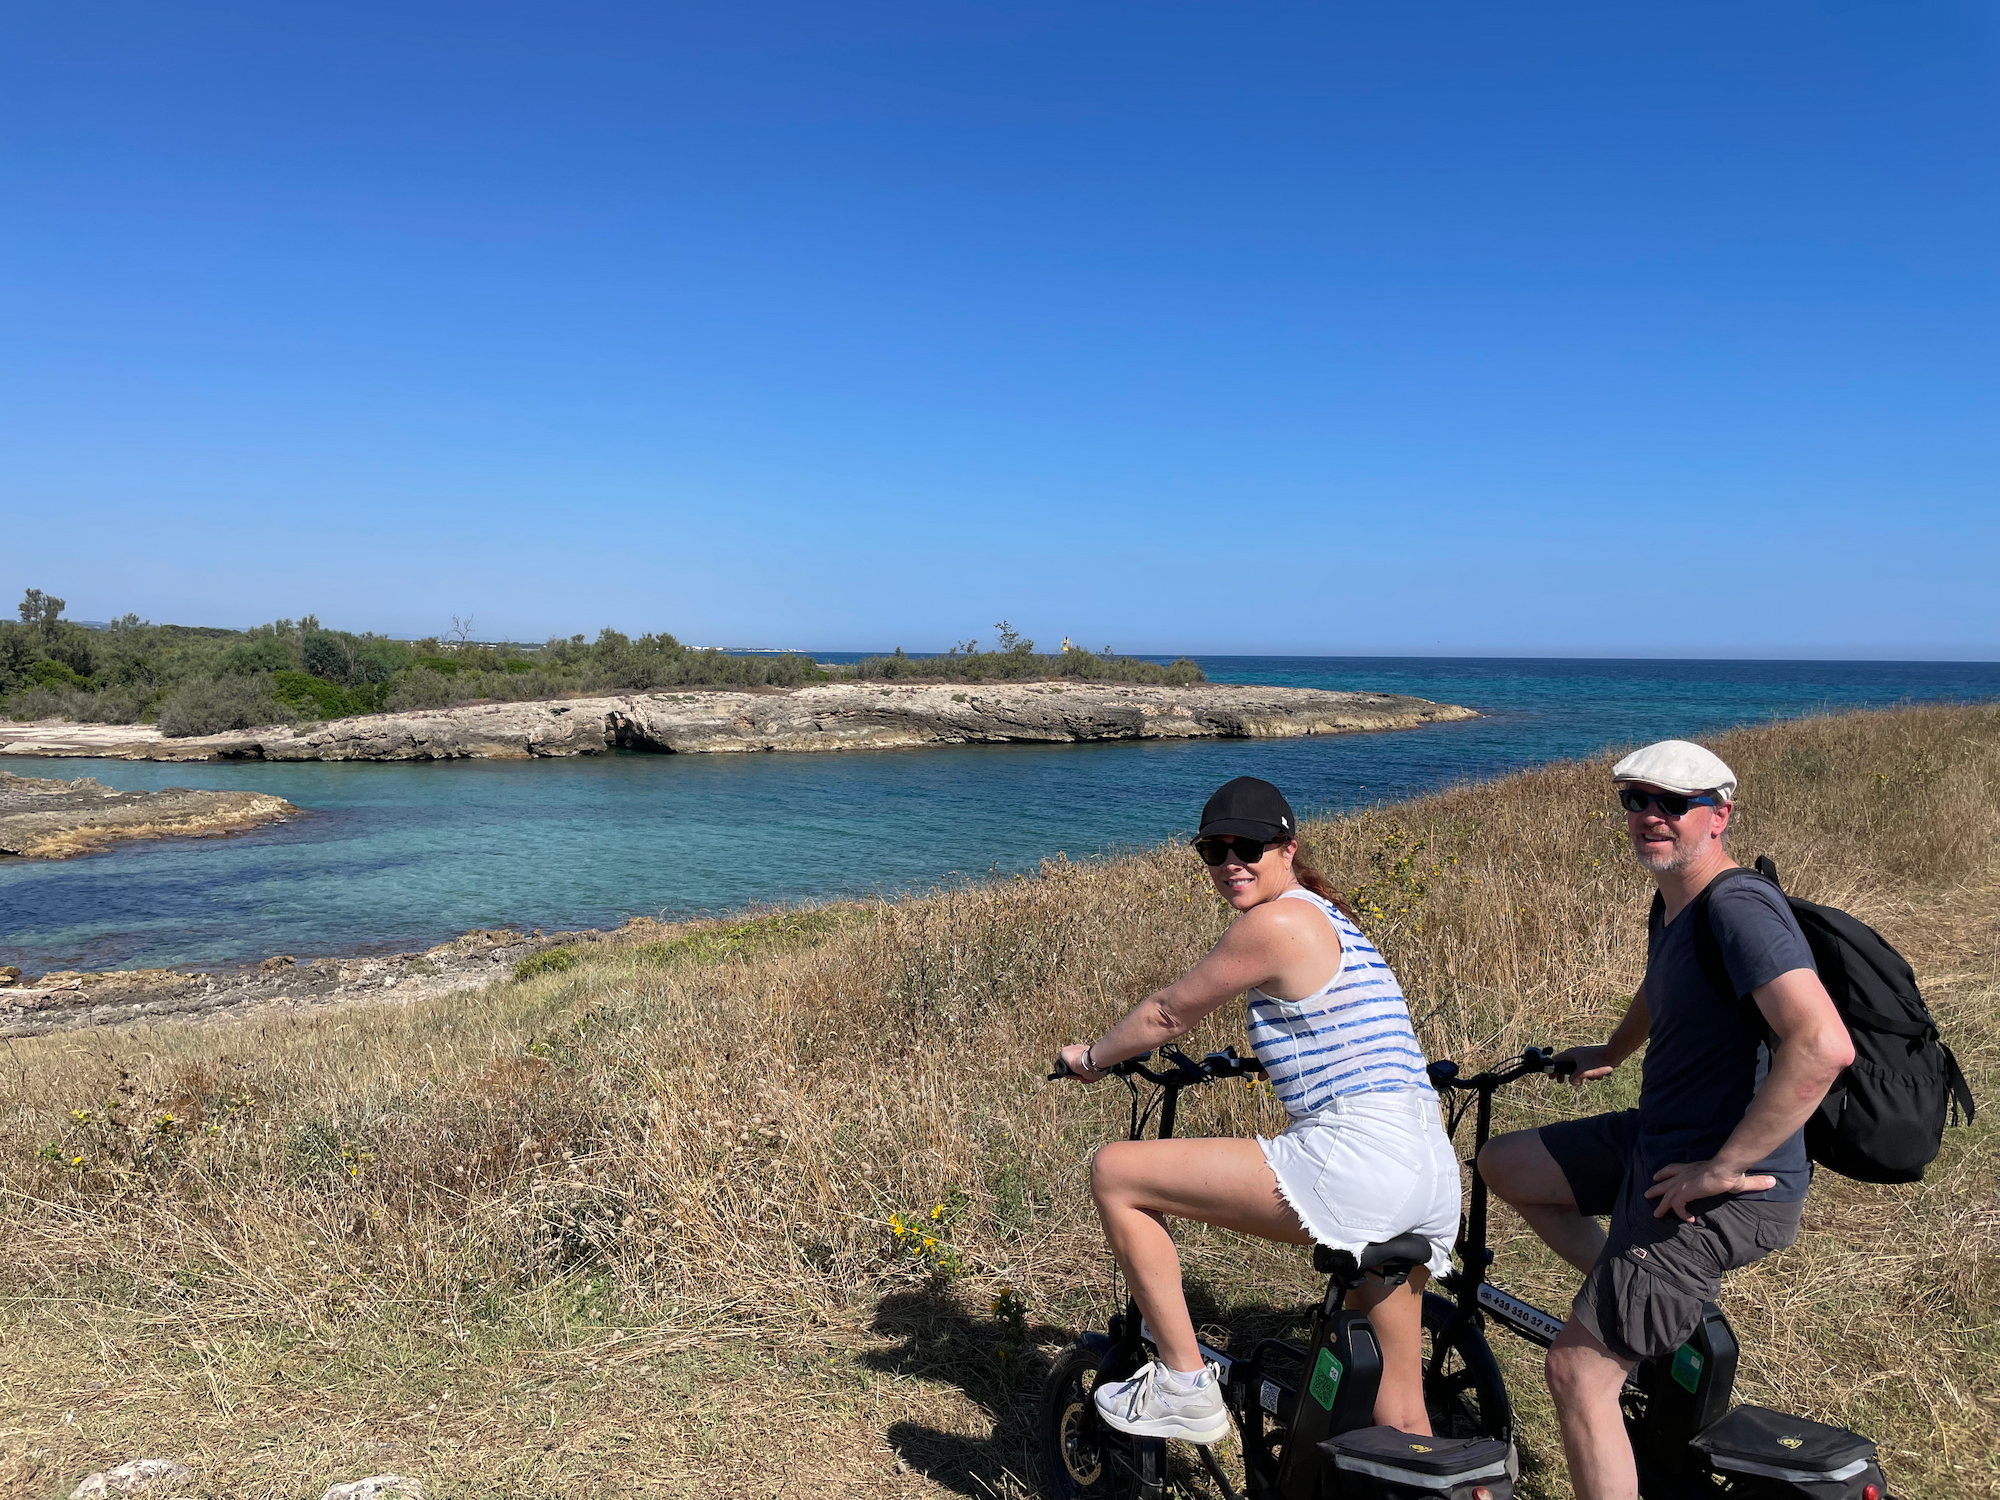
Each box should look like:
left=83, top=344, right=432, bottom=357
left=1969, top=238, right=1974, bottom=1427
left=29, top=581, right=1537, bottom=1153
left=1348, top=1268, right=1433, bottom=1434
left=1091, top=1136, right=1308, bottom=1371
left=1089, top=1135, right=1436, bottom=1431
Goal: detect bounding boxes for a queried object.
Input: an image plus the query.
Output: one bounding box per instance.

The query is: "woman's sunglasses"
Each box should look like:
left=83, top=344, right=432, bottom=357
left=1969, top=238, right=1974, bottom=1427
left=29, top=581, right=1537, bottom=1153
left=1194, top=835, right=1287, bottom=867
left=1617, top=787, right=1720, bottom=818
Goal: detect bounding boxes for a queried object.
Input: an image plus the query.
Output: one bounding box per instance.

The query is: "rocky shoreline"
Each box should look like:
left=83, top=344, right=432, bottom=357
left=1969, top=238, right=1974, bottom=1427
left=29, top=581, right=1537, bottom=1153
left=0, top=769, right=295, bottom=859
left=0, top=921, right=646, bottom=1038
left=0, top=680, right=1476, bottom=762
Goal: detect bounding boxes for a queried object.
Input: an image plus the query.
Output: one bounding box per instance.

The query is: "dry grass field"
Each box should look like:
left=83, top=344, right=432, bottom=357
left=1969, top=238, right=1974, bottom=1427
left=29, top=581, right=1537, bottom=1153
left=2, top=703, right=1995, bottom=1500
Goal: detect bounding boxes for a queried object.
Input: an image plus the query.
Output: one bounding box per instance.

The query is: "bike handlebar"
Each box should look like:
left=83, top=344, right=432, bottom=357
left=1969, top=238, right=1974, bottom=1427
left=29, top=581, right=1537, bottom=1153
left=1427, top=1045, right=1578, bottom=1093
left=1048, top=1045, right=1266, bottom=1086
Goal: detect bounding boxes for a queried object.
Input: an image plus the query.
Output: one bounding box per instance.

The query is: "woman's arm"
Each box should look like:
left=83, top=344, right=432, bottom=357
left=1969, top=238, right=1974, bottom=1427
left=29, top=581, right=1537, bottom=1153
left=1058, top=900, right=1321, bottom=1080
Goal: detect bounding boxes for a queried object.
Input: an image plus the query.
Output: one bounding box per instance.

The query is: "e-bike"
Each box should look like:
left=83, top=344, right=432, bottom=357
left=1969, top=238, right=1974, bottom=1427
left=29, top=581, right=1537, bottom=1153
left=1039, top=1045, right=1894, bottom=1499
left=1039, top=1046, right=1512, bottom=1500
left=1424, top=1047, right=1894, bottom=1500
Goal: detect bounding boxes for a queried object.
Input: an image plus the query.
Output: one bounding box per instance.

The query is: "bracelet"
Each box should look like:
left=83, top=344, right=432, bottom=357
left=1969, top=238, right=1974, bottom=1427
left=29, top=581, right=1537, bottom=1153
left=1085, top=1045, right=1099, bottom=1074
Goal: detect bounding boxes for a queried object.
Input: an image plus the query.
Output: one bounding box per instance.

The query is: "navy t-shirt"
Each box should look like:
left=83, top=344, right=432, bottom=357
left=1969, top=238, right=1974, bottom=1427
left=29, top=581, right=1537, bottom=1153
left=1638, top=872, right=1817, bottom=1202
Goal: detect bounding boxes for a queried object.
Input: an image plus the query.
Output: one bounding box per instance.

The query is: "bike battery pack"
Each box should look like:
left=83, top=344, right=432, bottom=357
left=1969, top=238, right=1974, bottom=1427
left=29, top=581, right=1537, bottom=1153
left=1275, top=1310, right=1383, bottom=1500
left=1627, top=1300, right=1739, bottom=1481
left=1690, top=1405, right=1886, bottom=1499
left=1320, top=1426, right=1514, bottom=1500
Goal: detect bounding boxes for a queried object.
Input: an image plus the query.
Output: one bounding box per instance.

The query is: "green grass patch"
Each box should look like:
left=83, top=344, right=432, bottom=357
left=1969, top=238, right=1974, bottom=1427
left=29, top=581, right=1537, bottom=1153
left=513, top=946, right=581, bottom=981
left=633, top=908, right=851, bottom=967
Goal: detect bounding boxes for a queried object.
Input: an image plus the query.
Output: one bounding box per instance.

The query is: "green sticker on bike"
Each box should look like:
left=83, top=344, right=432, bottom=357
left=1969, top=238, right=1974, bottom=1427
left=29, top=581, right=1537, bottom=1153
left=1309, top=1347, right=1344, bottom=1409
left=1670, top=1343, right=1704, bottom=1394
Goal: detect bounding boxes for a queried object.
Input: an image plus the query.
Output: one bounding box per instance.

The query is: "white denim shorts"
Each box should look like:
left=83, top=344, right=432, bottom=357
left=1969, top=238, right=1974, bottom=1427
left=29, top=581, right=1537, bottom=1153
left=1258, top=1087, right=1462, bottom=1279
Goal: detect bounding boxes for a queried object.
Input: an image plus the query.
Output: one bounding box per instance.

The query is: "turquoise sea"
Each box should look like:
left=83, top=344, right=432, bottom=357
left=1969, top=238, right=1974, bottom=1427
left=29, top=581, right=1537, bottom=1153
left=4, top=658, right=1996, bottom=975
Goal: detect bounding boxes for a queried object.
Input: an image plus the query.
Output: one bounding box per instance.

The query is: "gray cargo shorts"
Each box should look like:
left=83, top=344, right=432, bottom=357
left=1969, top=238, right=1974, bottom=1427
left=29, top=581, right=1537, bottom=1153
left=1539, top=1109, right=1804, bottom=1363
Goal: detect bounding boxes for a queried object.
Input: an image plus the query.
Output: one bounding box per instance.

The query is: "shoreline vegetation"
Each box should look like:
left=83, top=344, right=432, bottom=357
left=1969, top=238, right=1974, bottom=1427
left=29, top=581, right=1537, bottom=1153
left=0, top=592, right=1204, bottom=738
left=0, top=703, right=1993, bottom=1498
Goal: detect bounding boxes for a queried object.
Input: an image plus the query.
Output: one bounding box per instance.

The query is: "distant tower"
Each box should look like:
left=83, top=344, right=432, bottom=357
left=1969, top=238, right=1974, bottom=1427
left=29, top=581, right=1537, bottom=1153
left=1061, top=636, right=1073, bottom=652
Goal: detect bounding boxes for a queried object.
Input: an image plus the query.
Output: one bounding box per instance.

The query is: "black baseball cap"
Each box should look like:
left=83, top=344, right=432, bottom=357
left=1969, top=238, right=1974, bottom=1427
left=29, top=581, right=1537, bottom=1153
left=1196, top=777, right=1297, bottom=842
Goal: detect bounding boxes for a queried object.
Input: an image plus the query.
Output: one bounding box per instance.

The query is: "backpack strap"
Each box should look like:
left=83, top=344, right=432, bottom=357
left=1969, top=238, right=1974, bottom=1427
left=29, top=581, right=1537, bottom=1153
left=1687, top=864, right=1766, bottom=1012
left=1940, top=1042, right=1978, bottom=1126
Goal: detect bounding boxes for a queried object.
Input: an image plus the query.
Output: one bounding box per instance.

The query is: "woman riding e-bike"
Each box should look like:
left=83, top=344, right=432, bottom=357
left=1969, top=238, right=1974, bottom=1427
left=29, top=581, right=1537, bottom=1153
left=1054, top=777, right=1460, bottom=1448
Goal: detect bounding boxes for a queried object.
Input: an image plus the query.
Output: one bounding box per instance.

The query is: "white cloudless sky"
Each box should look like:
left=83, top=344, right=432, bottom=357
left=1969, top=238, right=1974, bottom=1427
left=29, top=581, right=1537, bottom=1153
left=4, top=2, right=1995, bottom=656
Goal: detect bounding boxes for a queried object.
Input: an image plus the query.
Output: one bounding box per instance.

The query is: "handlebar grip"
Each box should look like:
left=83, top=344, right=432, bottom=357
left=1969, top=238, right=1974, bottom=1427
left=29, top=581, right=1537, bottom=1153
left=1048, top=1057, right=1072, bottom=1081
left=1551, top=1056, right=1579, bottom=1078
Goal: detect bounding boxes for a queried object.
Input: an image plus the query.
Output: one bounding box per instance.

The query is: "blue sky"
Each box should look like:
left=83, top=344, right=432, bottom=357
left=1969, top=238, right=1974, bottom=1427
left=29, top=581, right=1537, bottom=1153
left=4, top=3, right=1995, bottom=657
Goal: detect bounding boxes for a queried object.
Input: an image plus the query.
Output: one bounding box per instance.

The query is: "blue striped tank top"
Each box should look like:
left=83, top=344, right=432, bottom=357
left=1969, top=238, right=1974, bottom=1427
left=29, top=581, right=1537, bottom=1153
left=1246, top=889, right=1433, bottom=1117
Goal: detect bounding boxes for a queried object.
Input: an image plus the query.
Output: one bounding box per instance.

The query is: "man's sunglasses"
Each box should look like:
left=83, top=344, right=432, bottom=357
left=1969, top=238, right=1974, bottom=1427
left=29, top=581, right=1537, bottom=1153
left=1617, top=787, right=1720, bottom=818
left=1194, top=834, right=1288, bottom=867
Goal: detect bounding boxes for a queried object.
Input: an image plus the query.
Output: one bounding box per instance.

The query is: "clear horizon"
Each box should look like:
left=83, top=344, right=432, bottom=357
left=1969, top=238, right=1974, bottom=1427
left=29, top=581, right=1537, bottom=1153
left=5, top=4, right=1996, bottom=658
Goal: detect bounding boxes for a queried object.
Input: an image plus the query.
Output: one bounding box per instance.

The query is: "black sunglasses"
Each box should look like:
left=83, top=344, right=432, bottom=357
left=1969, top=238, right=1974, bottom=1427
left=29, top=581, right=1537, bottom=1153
left=1194, top=834, right=1288, bottom=866
left=1617, top=787, right=1720, bottom=818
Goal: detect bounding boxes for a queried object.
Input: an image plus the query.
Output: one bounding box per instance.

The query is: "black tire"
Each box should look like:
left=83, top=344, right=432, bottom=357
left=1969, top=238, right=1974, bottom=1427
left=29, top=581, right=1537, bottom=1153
left=1420, top=1292, right=1514, bottom=1443
left=1038, top=1342, right=1170, bottom=1500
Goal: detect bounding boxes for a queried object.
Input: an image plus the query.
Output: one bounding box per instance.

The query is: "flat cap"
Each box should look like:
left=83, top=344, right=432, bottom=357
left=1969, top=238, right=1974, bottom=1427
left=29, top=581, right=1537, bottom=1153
left=1611, top=739, right=1737, bottom=803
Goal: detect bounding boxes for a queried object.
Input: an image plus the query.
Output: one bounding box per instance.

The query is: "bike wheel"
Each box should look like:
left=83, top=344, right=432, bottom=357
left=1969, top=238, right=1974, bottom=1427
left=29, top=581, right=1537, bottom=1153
left=1420, top=1292, right=1513, bottom=1443
left=1038, top=1342, right=1170, bottom=1500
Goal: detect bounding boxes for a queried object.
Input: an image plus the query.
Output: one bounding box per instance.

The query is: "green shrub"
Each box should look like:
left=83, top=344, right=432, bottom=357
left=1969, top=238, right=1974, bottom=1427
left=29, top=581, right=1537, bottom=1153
left=218, top=638, right=293, bottom=676
left=513, top=946, right=580, bottom=981
left=842, top=645, right=1204, bottom=686
left=26, top=659, right=92, bottom=691
left=384, top=668, right=464, bottom=712
left=3, top=686, right=83, bottom=722
left=156, top=675, right=288, bottom=738
left=272, top=670, right=371, bottom=721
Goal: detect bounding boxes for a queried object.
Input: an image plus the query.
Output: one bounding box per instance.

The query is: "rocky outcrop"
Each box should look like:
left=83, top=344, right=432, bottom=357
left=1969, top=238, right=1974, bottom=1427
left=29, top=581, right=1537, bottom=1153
left=0, top=682, right=1476, bottom=763
left=320, top=1477, right=424, bottom=1500
left=69, top=1459, right=196, bottom=1499
left=2, top=922, right=637, bottom=1037
left=0, top=770, right=295, bottom=858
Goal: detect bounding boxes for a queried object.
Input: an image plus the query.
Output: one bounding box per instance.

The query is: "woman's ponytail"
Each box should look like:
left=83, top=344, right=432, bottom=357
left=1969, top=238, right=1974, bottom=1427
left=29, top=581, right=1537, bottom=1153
left=1290, top=844, right=1362, bottom=925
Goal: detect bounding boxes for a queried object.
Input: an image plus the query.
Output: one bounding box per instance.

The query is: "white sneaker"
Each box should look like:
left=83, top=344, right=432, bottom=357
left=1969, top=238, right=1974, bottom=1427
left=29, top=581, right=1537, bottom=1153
left=1092, top=1359, right=1231, bottom=1444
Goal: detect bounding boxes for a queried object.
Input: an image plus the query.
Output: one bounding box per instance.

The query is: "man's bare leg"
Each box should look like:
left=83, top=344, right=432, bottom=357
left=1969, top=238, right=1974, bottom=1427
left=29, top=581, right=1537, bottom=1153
left=1546, top=1320, right=1639, bottom=1500
left=1479, top=1129, right=1607, bottom=1274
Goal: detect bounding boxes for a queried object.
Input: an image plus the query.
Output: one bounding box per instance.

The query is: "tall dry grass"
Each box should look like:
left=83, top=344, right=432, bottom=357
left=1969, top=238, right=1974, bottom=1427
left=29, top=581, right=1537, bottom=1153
left=1, top=703, right=1995, bottom=1499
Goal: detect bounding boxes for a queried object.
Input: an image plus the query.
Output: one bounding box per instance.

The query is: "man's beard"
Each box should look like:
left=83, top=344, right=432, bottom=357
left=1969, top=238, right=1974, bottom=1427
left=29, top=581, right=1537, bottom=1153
left=1632, top=829, right=1702, bottom=873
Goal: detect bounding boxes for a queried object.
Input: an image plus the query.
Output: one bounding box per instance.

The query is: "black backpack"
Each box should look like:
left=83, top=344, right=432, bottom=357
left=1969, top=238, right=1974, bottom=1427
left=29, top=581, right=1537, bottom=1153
left=1669, top=857, right=1976, bottom=1184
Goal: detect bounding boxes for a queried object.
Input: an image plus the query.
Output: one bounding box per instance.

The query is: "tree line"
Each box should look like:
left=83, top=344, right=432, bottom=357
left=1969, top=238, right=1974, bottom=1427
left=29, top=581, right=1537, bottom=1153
left=0, top=597, right=1201, bottom=738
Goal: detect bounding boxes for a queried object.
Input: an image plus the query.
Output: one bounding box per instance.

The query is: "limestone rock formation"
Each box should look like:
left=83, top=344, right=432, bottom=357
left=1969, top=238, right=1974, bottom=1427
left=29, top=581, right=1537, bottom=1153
left=319, top=1475, right=425, bottom=1500
left=0, top=682, right=1475, bottom=764
left=68, top=1458, right=195, bottom=1498
left=0, top=770, right=295, bottom=858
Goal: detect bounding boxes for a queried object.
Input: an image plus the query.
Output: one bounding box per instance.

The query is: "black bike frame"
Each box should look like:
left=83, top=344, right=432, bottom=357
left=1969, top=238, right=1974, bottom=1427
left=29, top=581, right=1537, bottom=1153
left=1430, top=1050, right=1572, bottom=1364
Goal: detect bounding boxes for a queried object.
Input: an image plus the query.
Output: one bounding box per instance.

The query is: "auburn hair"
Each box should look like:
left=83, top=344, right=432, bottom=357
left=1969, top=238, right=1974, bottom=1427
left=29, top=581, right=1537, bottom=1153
left=1288, top=842, right=1362, bottom=924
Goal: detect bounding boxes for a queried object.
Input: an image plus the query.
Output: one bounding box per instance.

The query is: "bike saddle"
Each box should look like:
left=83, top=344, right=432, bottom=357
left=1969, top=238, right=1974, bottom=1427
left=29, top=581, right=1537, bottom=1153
left=1313, top=1232, right=1431, bottom=1279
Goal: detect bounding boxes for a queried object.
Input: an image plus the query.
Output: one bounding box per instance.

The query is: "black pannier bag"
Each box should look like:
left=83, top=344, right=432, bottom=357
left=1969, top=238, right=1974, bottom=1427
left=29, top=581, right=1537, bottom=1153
left=1320, top=1426, right=1513, bottom=1500
left=1690, top=1404, right=1886, bottom=1499
left=1681, top=857, right=1976, bottom=1183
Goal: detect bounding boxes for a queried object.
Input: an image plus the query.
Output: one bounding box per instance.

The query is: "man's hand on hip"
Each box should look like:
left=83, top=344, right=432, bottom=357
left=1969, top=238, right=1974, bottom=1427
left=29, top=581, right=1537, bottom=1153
left=1645, top=1159, right=1776, bottom=1220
